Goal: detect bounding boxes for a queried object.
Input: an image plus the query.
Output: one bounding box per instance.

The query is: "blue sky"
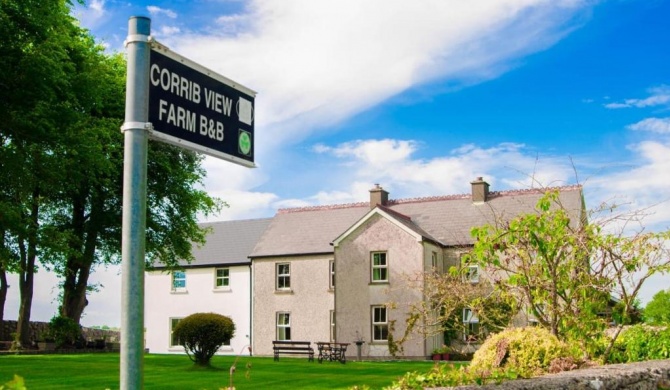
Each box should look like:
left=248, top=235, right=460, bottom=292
left=6, top=1, right=670, bottom=327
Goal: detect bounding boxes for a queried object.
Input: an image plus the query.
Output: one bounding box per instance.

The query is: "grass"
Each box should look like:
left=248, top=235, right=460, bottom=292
left=0, top=353, right=453, bottom=389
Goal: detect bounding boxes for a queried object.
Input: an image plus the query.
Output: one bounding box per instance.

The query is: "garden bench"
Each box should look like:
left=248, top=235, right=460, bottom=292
left=272, top=340, right=314, bottom=361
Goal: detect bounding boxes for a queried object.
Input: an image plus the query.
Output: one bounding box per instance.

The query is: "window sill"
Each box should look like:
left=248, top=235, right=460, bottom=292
left=274, top=289, right=293, bottom=295
left=168, top=346, right=185, bottom=352
left=368, top=282, right=389, bottom=286
left=170, top=289, right=188, bottom=295
left=369, top=341, right=388, bottom=345
left=213, top=287, right=232, bottom=293
left=328, top=288, right=335, bottom=293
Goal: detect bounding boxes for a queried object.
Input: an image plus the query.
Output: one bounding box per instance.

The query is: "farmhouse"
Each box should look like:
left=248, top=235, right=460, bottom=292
left=144, top=178, right=584, bottom=359
left=144, top=218, right=271, bottom=355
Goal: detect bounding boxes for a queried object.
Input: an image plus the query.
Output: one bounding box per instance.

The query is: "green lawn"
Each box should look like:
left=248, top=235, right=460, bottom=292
left=0, top=353, right=449, bottom=389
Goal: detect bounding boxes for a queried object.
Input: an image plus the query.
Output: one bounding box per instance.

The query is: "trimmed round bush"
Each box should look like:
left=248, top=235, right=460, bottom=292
left=173, top=312, right=236, bottom=366
left=469, top=327, right=580, bottom=378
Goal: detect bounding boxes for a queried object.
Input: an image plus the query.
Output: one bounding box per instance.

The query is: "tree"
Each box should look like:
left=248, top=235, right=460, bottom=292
left=643, top=289, right=670, bottom=325
left=0, top=0, right=82, bottom=347
left=467, top=188, right=670, bottom=362
left=393, top=268, right=516, bottom=353
left=468, top=190, right=605, bottom=340
left=1, top=1, right=224, bottom=346
left=173, top=313, right=236, bottom=366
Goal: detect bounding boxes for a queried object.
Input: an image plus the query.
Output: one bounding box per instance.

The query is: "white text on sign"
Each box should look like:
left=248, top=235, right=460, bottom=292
left=158, top=100, right=224, bottom=141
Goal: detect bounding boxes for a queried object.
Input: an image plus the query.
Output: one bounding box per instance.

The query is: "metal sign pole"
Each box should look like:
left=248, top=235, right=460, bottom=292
left=121, top=16, right=151, bottom=390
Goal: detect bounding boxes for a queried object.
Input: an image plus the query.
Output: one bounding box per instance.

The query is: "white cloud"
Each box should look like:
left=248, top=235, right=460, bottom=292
left=303, top=139, right=576, bottom=204
left=147, top=5, right=177, bottom=19
left=605, top=85, right=670, bottom=109
left=204, top=189, right=278, bottom=221
left=627, top=117, right=670, bottom=134
left=160, top=0, right=593, bottom=150
left=157, top=25, right=181, bottom=37
left=215, top=14, right=251, bottom=35
left=73, top=0, right=107, bottom=29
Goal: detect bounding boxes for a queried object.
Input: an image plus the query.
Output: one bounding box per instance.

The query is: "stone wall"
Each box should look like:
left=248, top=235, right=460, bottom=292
left=0, top=320, right=120, bottom=343
left=433, top=359, right=670, bottom=390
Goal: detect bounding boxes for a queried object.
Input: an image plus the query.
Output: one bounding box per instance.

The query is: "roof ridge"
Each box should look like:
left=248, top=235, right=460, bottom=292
left=277, top=184, right=582, bottom=214
left=198, top=217, right=273, bottom=226
left=278, top=201, right=368, bottom=214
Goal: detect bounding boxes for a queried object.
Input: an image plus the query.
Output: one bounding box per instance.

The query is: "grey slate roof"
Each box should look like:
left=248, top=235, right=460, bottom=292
left=389, top=186, right=583, bottom=246
left=250, top=205, right=368, bottom=257
left=160, top=218, right=272, bottom=268
left=249, top=186, right=584, bottom=258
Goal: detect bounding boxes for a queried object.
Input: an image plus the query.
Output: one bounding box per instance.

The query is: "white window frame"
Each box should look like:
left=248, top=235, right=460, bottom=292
left=215, top=267, right=230, bottom=289
left=171, top=270, right=186, bottom=292
left=371, top=305, right=389, bottom=342
left=464, top=265, right=479, bottom=284
left=330, top=310, right=336, bottom=342
left=276, top=312, right=291, bottom=341
left=169, top=317, right=183, bottom=347
left=371, top=252, right=388, bottom=283
left=329, top=260, right=335, bottom=290
left=463, top=308, right=480, bottom=342
left=276, top=263, right=291, bottom=290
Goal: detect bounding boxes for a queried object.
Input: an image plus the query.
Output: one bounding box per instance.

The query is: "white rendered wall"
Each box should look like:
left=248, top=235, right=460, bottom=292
left=144, top=265, right=252, bottom=355
left=252, top=255, right=334, bottom=356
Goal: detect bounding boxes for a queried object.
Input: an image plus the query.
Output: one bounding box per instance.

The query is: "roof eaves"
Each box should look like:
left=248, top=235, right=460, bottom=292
left=249, top=251, right=334, bottom=260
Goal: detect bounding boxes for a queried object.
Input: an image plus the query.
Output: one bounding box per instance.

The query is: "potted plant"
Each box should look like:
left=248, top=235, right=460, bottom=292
left=439, top=345, right=451, bottom=361
left=431, top=348, right=442, bottom=361
left=431, top=345, right=451, bottom=361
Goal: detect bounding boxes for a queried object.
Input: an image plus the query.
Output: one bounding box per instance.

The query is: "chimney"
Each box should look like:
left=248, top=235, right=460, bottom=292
left=369, top=184, right=389, bottom=209
left=470, top=177, right=489, bottom=203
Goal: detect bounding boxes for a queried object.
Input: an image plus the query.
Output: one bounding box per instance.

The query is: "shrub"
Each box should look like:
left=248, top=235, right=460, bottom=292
left=47, top=316, right=81, bottom=348
left=469, top=327, right=581, bottom=378
left=173, top=312, right=235, bottom=366
left=385, top=363, right=518, bottom=390
left=1, top=375, right=27, bottom=390
left=607, top=324, right=670, bottom=363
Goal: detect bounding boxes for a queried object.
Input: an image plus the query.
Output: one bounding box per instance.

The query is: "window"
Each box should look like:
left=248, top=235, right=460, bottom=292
left=276, top=263, right=291, bottom=290
left=372, top=306, right=388, bottom=342
left=371, top=252, right=388, bottom=283
left=463, top=308, right=480, bottom=342
left=464, top=265, right=479, bottom=283
left=330, top=310, right=336, bottom=342
left=170, top=318, right=183, bottom=347
left=172, top=271, right=186, bottom=291
left=215, top=268, right=230, bottom=288
left=329, top=260, right=335, bottom=289
left=276, top=312, right=291, bottom=341
left=431, top=251, right=439, bottom=271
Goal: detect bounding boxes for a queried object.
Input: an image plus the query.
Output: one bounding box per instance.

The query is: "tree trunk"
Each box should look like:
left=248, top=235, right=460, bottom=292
left=16, top=188, right=39, bottom=348
left=60, top=190, right=101, bottom=324
left=61, top=264, right=90, bottom=323
left=0, top=263, right=7, bottom=341
left=0, top=229, right=8, bottom=341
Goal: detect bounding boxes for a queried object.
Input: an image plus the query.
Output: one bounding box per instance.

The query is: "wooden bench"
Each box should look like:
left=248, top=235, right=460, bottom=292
left=272, top=340, right=314, bottom=361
